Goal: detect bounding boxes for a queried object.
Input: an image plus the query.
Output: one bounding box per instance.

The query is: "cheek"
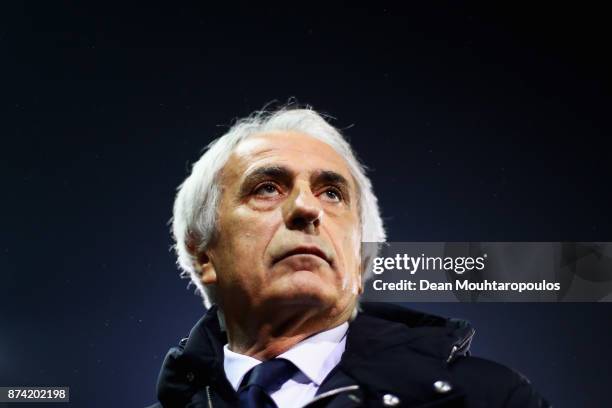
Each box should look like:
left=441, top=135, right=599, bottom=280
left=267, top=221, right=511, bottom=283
left=335, top=221, right=362, bottom=280
left=219, top=207, right=279, bottom=260
left=343, top=214, right=362, bottom=265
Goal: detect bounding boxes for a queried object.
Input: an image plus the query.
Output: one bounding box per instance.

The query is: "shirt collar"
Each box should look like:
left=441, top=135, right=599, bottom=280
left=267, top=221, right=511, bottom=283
left=223, top=322, right=348, bottom=390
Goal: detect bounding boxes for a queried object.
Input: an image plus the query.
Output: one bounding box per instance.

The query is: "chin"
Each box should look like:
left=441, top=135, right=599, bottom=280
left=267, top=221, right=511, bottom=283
left=266, top=273, right=338, bottom=306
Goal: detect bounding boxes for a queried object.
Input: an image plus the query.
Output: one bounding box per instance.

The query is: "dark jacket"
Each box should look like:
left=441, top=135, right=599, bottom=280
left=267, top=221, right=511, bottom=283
left=147, top=303, right=549, bottom=407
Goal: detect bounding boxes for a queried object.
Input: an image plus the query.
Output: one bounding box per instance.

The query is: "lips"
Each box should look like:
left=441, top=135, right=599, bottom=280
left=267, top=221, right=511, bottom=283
left=273, top=246, right=331, bottom=265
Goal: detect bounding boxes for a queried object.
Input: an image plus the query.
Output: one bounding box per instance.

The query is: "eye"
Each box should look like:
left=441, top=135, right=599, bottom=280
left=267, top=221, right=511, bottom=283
left=253, top=182, right=281, bottom=198
left=320, top=187, right=343, bottom=203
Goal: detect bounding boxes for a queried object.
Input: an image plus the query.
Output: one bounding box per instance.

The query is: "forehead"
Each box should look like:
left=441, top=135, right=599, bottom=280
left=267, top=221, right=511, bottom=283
left=227, top=131, right=355, bottom=181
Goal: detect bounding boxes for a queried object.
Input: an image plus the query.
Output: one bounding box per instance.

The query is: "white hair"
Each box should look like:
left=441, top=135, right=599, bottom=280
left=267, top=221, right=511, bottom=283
left=172, top=104, right=386, bottom=308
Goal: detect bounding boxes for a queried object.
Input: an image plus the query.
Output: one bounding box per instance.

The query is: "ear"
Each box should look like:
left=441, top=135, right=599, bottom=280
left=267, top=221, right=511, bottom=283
left=187, top=239, right=217, bottom=285
left=195, top=251, right=217, bottom=285
left=356, top=259, right=365, bottom=295
left=357, top=273, right=364, bottom=295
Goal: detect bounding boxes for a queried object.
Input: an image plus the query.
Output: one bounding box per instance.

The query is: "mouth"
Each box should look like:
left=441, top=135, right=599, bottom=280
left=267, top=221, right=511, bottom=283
left=273, top=246, right=332, bottom=266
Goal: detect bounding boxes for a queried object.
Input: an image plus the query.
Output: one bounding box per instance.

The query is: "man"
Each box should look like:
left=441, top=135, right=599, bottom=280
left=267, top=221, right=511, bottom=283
left=149, top=106, right=549, bottom=407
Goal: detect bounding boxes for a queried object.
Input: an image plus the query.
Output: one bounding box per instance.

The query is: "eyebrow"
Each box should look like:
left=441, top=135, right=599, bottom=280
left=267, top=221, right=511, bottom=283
left=239, top=165, right=294, bottom=197
left=311, top=170, right=350, bottom=188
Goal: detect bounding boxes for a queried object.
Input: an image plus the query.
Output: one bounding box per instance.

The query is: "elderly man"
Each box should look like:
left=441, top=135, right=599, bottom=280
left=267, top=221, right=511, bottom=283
left=149, top=106, right=548, bottom=408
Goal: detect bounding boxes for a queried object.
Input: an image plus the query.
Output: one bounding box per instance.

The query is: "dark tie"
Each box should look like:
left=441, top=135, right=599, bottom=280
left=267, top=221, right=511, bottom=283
left=238, top=358, right=298, bottom=408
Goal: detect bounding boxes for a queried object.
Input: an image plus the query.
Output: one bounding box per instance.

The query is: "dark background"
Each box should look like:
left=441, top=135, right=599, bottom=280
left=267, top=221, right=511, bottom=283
left=2, top=2, right=611, bottom=407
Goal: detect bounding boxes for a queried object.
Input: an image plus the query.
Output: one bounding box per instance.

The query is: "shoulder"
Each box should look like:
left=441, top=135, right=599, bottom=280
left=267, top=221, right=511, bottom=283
left=449, top=356, right=549, bottom=407
left=347, top=304, right=550, bottom=407
left=451, top=355, right=526, bottom=385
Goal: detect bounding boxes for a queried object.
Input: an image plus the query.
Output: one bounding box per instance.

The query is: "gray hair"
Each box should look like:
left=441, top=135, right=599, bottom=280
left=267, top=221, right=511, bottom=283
left=172, top=104, right=386, bottom=308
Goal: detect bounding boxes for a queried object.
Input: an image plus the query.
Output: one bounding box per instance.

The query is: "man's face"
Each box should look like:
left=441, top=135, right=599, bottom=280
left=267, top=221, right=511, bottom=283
left=200, top=131, right=362, bottom=321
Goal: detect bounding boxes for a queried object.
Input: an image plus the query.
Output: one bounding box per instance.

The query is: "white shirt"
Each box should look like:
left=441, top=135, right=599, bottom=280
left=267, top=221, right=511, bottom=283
left=223, top=322, right=348, bottom=408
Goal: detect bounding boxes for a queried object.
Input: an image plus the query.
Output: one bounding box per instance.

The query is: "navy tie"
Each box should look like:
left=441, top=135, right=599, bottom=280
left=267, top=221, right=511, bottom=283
left=238, top=358, right=298, bottom=408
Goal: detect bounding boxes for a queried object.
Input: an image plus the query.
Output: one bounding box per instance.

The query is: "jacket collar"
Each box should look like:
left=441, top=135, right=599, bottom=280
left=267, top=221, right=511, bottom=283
left=156, top=306, right=233, bottom=407
left=156, top=303, right=475, bottom=407
left=333, top=303, right=474, bottom=406
left=353, top=303, right=475, bottom=363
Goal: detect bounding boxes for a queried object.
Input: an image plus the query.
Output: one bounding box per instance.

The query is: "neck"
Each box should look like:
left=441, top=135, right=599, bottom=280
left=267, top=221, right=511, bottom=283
left=222, top=303, right=352, bottom=360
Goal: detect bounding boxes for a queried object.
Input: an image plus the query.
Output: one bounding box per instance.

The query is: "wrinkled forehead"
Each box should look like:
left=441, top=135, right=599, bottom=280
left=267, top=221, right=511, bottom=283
left=225, top=131, right=357, bottom=189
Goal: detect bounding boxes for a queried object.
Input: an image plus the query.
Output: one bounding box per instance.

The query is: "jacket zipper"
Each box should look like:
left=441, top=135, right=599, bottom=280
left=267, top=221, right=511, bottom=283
left=301, top=385, right=360, bottom=408
left=205, top=385, right=213, bottom=408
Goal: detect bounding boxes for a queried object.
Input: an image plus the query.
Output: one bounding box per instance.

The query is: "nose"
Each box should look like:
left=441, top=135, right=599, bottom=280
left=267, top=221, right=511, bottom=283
left=284, top=182, right=323, bottom=233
